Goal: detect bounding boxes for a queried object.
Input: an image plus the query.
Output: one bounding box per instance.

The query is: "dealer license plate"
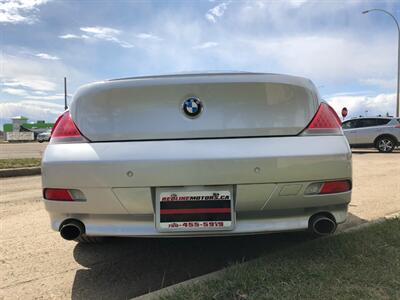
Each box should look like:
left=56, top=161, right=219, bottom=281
left=155, top=186, right=234, bottom=232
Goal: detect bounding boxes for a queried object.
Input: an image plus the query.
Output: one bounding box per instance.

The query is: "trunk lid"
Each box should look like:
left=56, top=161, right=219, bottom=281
left=70, top=73, right=318, bottom=141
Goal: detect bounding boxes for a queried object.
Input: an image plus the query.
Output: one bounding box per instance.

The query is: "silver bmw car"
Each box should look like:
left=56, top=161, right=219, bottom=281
left=41, top=72, right=352, bottom=242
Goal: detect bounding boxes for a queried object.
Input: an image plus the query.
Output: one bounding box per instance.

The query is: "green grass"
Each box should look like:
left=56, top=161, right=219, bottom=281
left=162, top=218, right=400, bottom=300
left=0, top=158, right=41, bottom=169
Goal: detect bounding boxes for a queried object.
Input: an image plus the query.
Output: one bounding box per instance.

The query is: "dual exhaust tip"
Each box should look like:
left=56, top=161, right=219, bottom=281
left=309, top=213, right=337, bottom=236
left=59, top=214, right=337, bottom=240
left=59, top=219, right=85, bottom=241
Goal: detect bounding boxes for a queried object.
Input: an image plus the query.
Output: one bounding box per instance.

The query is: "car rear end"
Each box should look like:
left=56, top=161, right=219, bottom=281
left=41, top=72, right=352, bottom=240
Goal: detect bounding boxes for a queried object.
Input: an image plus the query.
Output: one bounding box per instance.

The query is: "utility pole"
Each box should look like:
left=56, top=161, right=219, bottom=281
left=64, top=77, right=68, bottom=110
left=363, top=9, right=400, bottom=117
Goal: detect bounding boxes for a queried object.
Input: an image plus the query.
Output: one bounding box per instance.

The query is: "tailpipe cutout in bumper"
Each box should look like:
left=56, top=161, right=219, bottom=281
left=309, top=213, right=337, bottom=236
left=59, top=219, right=85, bottom=241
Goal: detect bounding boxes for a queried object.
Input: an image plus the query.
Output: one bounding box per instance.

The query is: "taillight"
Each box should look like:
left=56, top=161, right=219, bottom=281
left=51, top=111, right=88, bottom=143
left=43, top=188, right=86, bottom=201
left=302, top=102, right=342, bottom=135
left=395, top=124, right=400, bottom=128
left=320, top=181, right=351, bottom=194
left=305, top=180, right=351, bottom=195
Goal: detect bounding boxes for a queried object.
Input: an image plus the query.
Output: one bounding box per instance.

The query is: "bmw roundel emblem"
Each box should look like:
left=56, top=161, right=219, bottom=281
left=182, top=97, right=203, bottom=118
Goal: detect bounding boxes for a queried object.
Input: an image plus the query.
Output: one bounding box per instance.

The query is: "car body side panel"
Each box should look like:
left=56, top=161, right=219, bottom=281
left=343, top=128, right=358, bottom=144
left=386, top=126, right=400, bottom=143
left=357, top=125, right=388, bottom=144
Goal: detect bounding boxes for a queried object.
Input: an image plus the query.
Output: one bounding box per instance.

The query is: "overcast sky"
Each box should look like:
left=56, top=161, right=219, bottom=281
left=0, top=0, right=399, bottom=125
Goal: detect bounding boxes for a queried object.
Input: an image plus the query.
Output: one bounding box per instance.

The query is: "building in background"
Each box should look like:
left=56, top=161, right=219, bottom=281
left=3, top=116, right=54, bottom=142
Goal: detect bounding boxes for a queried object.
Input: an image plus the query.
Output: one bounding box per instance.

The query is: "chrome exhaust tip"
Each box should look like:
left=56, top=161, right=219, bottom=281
left=309, top=214, right=337, bottom=236
left=59, top=219, right=85, bottom=241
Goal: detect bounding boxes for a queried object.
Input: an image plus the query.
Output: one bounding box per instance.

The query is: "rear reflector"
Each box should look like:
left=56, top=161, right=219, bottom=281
left=320, top=180, right=352, bottom=194
left=43, top=188, right=86, bottom=201
left=51, top=111, right=87, bottom=143
left=305, top=180, right=351, bottom=195
left=302, top=103, right=342, bottom=135
left=43, top=189, right=72, bottom=201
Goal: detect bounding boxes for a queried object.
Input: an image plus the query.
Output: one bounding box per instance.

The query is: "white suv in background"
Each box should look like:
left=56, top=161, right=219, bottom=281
left=342, top=117, right=400, bottom=153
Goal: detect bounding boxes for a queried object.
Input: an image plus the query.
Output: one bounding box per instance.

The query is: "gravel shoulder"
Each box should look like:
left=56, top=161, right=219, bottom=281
left=0, top=142, right=47, bottom=159
left=0, top=152, right=399, bottom=299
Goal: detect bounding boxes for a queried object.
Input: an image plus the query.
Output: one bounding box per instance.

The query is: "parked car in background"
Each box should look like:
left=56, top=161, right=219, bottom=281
left=342, top=117, right=400, bottom=153
left=41, top=72, right=352, bottom=243
left=37, top=130, right=51, bottom=143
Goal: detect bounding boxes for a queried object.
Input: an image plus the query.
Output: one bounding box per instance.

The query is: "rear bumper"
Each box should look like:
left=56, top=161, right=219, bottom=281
left=42, top=135, right=352, bottom=236
left=47, top=204, right=349, bottom=237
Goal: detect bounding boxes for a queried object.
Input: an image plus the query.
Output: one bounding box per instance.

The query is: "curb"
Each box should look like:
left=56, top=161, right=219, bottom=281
left=342, top=211, right=400, bottom=233
left=133, top=211, right=400, bottom=300
left=134, top=269, right=225, bottom=300
left=0, top=167, right=41, bottom=178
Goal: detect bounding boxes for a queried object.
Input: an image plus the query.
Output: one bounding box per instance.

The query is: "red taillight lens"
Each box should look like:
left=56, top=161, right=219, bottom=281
left=43, top=188, right=73, bottom=201
left=320, top=180, right=351, bottom=194
left=305, top=180, right=352, bottom=195
left=51, top=111, right=87, bottom=143
left=43, top=188, right=86, bottom=201
left=302, top=103, right=342, bottom=135
left=395, top=124, right=400, bottom=128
